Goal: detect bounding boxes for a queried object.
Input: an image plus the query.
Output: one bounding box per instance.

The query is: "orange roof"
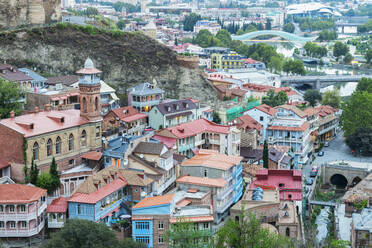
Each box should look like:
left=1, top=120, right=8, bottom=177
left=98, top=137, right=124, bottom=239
left=177, top=175, right=227, bottom=188
left=0, top=184, right=46, bottom=204
left=254, top=104, right=277, bottom=116
left=76, top=68, right=102, bottom=74
left=82, top=151, right=102, bottom=161
left=169, top=215, right=214, bottom=223
left=236, top=114, right=263, bottom=130
left=47, top=197, right=68, bottom=213
left=69, top=178, right=128, bottom=204
left=176, top=199, right=191, bottom=207
left=182, top=149, right=242, bottom=170
left=304, top=107, right=317, bottom=117
left=133, top=194, right=175, bottom=209
left=0, top=109, right=89, bottom=138
left=157, top=118, right=230, bottom=139
left=267, top=122, right=310, bottom=132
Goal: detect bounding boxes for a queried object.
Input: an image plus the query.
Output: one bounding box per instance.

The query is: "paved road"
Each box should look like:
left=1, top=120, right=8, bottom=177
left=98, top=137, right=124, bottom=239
left=302, top=131, right=372, bottom=180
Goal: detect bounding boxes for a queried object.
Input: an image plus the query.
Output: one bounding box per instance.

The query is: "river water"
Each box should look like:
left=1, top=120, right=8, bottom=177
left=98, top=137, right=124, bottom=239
left=316, top=206, right=331, bottom=247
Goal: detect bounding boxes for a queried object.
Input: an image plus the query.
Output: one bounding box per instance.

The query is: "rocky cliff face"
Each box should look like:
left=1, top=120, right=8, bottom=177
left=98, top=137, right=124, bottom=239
left=0, top=0, right=61, bottom=29
left=0, top=25, right=217, bottom=103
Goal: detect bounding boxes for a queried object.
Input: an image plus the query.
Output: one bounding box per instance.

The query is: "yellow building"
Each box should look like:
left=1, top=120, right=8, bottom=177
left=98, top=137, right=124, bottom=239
left=211, top=52, right=244, bottom=70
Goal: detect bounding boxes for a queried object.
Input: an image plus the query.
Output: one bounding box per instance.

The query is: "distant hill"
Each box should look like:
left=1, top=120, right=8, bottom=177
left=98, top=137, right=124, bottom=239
left=0, top=23, right=217, bottom=103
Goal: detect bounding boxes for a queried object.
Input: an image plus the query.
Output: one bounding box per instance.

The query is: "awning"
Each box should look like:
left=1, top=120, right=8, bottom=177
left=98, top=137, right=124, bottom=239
left=110, top=93, right=119, bottom=101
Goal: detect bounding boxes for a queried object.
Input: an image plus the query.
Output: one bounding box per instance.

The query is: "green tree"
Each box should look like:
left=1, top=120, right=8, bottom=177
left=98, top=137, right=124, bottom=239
left=262, top=89, right=288, bottom=107
left=119, top=238, right=147, bottom=248
left=356, top=78, right=372, bottom=93
left=183, top=13, right=201, bottom=32
left=85, top=7, right=99, bottom=16
left=215, top=210, right=291, bottom=248
left=49, top=157, right=60, bottom=192
left=265, top=18, right=272, bottom=30
left=322, top=89, right=341, bottom=108
left=283, top=23, right=295, bottom=33
left=340, top=90, right=372, bottom=136
left=30, top=158, right=39, bottom=185
left=268, top=56, right=283, bottom=73
left=333, top=41, right=349, bottom=58
left=194, top=29, right=214, bottom=48
left=37, top=173, right=54, bottom=194
left=343, top=52, right=353, bottom=64
left=263, top=140, right=269, bottom=169
left=23, top=164, right=29, bottom=184
left=0, top=78, right=22, bottom=118
left=117, top=20, right=126, bottom=30
left=365, top=49, right=372, bottom=64
left=329, top=239, right=351, bottom=248
left=317, top=30, right=337, bottom=41
left=43, top=219, right=120, bottom=248
left=216, top=29, right=232, bottom=47
left=345, top=128, right=372, bottom=155
left=213, top=112, right=221, bottom=124
left=283, top=59, right=305, bottom=75
left=304, top=89, right=322, bottom=107
left=165, top=218, right=213, bottom=248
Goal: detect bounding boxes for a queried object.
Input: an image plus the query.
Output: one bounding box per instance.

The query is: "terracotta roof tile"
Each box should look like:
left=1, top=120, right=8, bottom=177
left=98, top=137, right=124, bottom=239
left=182, top=149, right=242, bottom=170
left=0, top=184, right=46, bottom=204
left=47, top=197, right=68, bottom=213
left=82, top=151, right=102, bottom=161
left=0, top=109, right=89, bottom=138
left=254, top=104, right=278, bottom=116
left=133, top=194, right=175, bottom=209
left=267, top=122, right=309, bottom=131
left=236, top=115, right=263, bottom=130
left=110, top=106, right=147, bottom=123
left=177, top=175, right=227, bottom=188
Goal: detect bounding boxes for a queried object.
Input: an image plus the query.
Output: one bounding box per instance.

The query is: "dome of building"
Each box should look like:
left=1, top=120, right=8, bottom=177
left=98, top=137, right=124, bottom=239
left=84, top=58, right=94, bottom=69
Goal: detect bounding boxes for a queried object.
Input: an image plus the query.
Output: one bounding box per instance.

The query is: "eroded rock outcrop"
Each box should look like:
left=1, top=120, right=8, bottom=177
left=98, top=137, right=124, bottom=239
left=0, top=0, right=61, bottom=29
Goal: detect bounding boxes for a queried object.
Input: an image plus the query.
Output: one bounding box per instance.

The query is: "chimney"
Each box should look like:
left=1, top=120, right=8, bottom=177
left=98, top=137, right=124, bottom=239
left=44, top=104, right=52, bottom=112
left=10, top=111, right=15, bottom=118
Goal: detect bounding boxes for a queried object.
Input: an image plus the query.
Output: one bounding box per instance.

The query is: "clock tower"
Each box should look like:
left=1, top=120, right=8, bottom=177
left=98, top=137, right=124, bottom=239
left=76, top=58, right=102, bottom=122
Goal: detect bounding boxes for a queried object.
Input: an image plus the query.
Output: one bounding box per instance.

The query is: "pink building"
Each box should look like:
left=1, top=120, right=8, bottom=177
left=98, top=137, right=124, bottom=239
left=0, top=184, right=47, bottom=237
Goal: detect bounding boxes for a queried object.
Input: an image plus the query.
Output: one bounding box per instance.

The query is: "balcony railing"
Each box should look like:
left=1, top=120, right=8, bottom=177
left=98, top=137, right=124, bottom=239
left=48, top=221, right=64, bottom=228
left=0, top=202, right=46, bottom=222
left=127, top=124, right=146, bottom=134
left=216, top=199, right=232, bottom=213
left=155, top=174, right=176, bottom=196
left=0, top=221, right=45, bottom=237
left=217, top=185, right=234, bottom=201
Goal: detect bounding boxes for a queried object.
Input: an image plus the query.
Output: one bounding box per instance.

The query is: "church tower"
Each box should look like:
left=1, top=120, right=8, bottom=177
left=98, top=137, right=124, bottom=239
left=76, top=58, right=102, bottom=122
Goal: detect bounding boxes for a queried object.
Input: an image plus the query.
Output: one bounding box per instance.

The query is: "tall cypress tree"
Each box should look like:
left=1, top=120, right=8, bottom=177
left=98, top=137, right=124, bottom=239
left=30, top=158, right=39, bottom=185
left=263, top=140, right=269, bottom=169
left=23, top=164, right=29, bottom=184
left=49, top=157, right=60, bottom=192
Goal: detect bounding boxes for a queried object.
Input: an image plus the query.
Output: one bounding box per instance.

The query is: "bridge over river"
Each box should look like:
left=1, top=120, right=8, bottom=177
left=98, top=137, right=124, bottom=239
left=281, top=74, right=372, bottom=89
left=232, top=30, right=316, bottom=45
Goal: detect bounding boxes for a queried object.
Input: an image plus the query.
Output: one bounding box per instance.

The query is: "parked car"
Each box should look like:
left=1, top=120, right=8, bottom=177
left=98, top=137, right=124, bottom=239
left=306, top=178, right=314, bottom=185
left=324, top=142, right=329, bottom=147
left=310, top=170, right=317, bottom=177
left=318, top=151, right=324, bottom=156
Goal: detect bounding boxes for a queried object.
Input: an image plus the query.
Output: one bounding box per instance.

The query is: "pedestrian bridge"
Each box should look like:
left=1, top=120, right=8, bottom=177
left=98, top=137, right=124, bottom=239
left=309, top=200, right=337, bottom=207
left=231, top=30, right=316, bottom=45
left=281, top=74, right=372, bottom=89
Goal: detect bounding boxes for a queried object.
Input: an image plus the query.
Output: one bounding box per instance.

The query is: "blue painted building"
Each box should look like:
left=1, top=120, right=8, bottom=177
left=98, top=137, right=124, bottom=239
left=68, top=167, right=153, bottom=225
left=18, top=68, right=47, bottom=89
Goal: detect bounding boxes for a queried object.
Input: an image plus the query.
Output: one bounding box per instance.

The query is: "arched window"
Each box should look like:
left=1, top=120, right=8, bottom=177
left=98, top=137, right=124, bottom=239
left=95, top=97, right=98, bottom=111
left=46, top=139, right=52, bottom=157
left=81, top=130, right=87, bottom=147
left=69, top=134, right=74, bottom=151
left=286, top=227, right=290, bottom=237
left=82, top=97, right=87, bottom=113
left=32, top=142, right=39, bottom=160
left=55, top=136, right=61, bottom=154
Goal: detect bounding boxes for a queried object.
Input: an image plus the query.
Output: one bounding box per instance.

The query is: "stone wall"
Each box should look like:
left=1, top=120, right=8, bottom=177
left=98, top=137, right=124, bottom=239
left=0, top=0, right=61, bottom=29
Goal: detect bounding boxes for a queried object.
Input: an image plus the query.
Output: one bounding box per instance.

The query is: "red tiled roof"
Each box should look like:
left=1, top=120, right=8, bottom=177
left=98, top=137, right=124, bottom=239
left=0, top=109, right=89, bottom=138
left=47, top=197, right=68, bottom=213
left=158, top=118, right=230, bottom=139
left=254, top=104, right=277, bottom=116
left=236, top=115, right=263, bottom=130
left=177, top=175, right=227, bottom=188
left=152, top=135, right=177, bottom=149
left=267, top=122, right=309, bottom=132
left=133, top=194, right=175, bottom=209
left=81, top=151, right=102, bottom=161
left=109, top=106, right=147, bottom=123
left=250, top=169, right=302, bottom=201
left=0, top=184, right=46, bottom=204
left=68, top=178, right=128, bottom=204
left=176, top=199, right=191, bottom=207
left=243, top=83, right=273, bottom=93
left=314, top=105, right=338, bottom=117
left=169, top=215, right=214, bottom=223
left=0, top=159, right=10, bottom=169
